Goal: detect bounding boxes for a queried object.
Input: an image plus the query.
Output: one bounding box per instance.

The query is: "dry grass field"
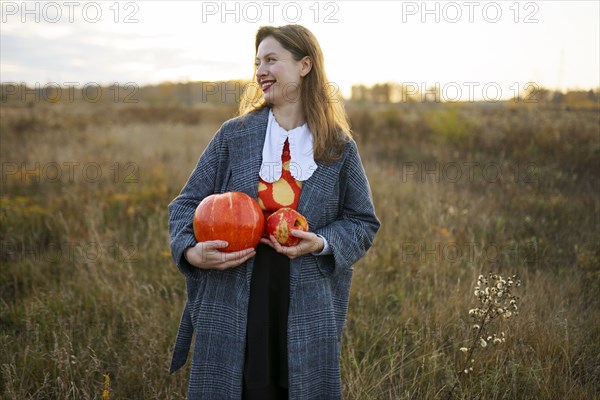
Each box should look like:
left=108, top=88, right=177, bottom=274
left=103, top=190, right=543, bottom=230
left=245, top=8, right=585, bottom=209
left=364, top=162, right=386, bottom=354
left=1, top=100, right=599, bottom=399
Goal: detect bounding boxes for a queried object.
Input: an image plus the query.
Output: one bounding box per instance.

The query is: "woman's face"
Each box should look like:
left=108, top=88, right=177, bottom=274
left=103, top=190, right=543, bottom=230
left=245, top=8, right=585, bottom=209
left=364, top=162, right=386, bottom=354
left=255, top=36, right=309, bottom=107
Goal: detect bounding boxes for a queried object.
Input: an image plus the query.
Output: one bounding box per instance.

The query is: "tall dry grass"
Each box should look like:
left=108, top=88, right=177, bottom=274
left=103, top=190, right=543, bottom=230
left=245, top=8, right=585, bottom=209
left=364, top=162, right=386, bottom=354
left=1, top=101, right=599, bottom=399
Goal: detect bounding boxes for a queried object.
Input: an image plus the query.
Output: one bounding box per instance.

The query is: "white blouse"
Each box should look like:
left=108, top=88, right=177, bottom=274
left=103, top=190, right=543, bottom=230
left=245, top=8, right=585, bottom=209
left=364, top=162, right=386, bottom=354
left=259, top=109, right=318, bottom=183
left=259, top=108, right=331, bottom=256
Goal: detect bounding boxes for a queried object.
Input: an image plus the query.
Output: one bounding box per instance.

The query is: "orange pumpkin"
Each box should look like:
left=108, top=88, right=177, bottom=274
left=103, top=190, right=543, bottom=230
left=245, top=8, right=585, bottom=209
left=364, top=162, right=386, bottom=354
left=266, top=207, right=309, bottom=247
left=193, top=192, right=264, bottom=252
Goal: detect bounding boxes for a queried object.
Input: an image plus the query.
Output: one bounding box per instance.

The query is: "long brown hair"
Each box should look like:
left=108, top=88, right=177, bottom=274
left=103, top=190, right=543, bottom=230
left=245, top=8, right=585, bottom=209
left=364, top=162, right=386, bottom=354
left=238, top=24, right=352, bottom=164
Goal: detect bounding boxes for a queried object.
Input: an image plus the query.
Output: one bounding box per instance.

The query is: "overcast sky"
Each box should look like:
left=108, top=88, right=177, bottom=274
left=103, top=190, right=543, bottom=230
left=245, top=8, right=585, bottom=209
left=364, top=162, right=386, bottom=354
left=1, top=1, right=599, bottom=100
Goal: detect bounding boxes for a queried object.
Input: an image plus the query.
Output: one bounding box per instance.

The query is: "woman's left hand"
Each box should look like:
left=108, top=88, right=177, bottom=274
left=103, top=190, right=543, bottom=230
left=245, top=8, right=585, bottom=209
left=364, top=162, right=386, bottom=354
left=260, top=230, right=324, bottom=259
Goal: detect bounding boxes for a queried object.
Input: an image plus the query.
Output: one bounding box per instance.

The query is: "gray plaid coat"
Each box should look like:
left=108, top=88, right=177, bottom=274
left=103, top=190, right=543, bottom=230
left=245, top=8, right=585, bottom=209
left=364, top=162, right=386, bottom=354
left=168, top=106, right=380, bottom=399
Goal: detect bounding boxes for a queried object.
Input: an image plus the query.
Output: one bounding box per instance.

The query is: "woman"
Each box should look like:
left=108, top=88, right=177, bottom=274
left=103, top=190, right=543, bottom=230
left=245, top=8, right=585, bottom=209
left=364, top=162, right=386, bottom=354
left=168, top=24, right=380, bottom=399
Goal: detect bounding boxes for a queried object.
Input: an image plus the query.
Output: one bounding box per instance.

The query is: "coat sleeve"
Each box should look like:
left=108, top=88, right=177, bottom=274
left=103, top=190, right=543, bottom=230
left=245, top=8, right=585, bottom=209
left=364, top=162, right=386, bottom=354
left=313, top=139, right=380, bottom=275
left=167, top=125, right=229, bottom=280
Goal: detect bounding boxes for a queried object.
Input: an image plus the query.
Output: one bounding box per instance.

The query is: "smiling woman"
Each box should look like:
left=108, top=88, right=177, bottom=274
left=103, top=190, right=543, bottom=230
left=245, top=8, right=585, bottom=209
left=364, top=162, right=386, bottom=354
left=241, top=25, right=352, bottom=163
left=167, top=24, right=380, bottom=400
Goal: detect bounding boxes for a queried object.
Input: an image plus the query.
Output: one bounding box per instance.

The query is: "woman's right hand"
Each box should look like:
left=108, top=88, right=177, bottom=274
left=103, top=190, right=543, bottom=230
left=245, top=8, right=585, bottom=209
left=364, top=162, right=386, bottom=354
left=184, top=241, right=256, bottom=270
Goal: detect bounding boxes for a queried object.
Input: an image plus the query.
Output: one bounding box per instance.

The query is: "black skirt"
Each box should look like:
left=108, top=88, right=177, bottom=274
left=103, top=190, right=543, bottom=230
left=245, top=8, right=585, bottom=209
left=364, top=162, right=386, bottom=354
left=243, top=242, right=290, bottom=400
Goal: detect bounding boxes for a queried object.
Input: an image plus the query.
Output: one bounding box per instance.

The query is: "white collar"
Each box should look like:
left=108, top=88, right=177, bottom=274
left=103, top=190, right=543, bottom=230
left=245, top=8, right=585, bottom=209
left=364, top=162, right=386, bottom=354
left=259, top=109, right=318, bottom=183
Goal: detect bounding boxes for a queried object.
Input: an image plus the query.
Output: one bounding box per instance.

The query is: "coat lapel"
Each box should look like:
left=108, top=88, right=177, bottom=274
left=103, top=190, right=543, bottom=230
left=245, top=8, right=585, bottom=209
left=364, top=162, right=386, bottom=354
left=226, top=108, right=269, bottom=199
left=227, top=135, right=264, bottom=198
left=290, top=155, right=344, bottom=291
left=225, top=108, right=268, bottom=289
left=297, top=157, right=344, bottom=230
